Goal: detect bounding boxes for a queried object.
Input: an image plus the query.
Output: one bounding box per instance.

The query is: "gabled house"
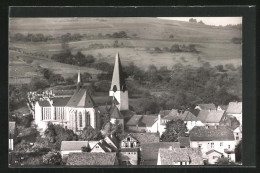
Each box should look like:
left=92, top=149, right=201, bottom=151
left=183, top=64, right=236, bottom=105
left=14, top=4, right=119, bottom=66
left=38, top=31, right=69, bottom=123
left=9, top=122, right=18, bottom=150
left=195, top=104, right=216, bottom=111
left=120, top=133, right=160, bottom=148
left=157, top=147, right=204, bottom=165
left=91, top=140, right=113, bottom=153
left=60, top=141, right=99, bottom=158
left=189, top=126, right=236, bottom=162
left=233, top=126, right=242, bottom=143
left=104, top=135, right=119, bottom=152
left=119, top=148, right=139, bottom=165
left=126, top=114, right=158, bottom=133
left=140, top=142, right=180, bottom=165
left=66, top=152, right=118, bottom=165
left=206, top=150, right=223, bottom=164
left=226, top=102, right=242, bottom=124
left=204, top=110, right=226, bottom=126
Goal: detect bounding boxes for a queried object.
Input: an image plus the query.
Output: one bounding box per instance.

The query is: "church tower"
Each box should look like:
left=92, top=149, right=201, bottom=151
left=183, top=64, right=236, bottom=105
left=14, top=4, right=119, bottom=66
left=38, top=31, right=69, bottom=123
left=109, top=52, right=129, bottom=111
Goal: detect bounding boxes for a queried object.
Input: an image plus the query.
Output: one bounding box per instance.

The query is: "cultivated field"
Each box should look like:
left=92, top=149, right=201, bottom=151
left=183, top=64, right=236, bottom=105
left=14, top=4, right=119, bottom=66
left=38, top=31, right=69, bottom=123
left=9, top=17, right=242, bottom=83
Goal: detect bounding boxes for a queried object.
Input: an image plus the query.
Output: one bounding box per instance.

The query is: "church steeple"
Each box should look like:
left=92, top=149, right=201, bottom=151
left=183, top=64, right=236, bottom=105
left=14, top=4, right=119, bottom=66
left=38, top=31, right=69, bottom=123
left=110, top=52, right=127, bottom=92
left=77, top=70, right=82, bottom=91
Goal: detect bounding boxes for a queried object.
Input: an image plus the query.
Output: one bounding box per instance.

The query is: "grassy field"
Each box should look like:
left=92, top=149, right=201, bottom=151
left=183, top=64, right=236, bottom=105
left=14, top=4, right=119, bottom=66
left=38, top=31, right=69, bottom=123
left=9, top=17, right=242, bottom=83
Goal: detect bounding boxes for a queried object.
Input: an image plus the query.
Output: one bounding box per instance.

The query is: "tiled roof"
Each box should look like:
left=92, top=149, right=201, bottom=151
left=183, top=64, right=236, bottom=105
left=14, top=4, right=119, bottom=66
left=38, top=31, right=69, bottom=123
left=9, top=122, right=16, bottom=138
left=126, top=115, right=143, bottom=126
left=120, top=148, right=139, bottom=152
left=206, top=149, right=223, bottom=155
left=181, top=111, right=198, bottom=121
left=52, top=97, right=70, bottom=107
left=197, top=110, right=210, bottom=123
left=218, top=105, right=228, bottom=110
left=66, top=89, right=95, bottom=108
left=109, top=105, right=124, bottom=119
left=125, top=133, right=160, bottom=145
left=178, top=137, right=190, bottom=148
left=38, top=100, right=51, bottom=107
left=159, top=110, right=171, bottom=117
left=204, top=110, right=225, bottom=123
left=162, top=109, right=179, bottom=120
left=189, top=126, right=235, bottom=141
left=138, top=115, right=158, bottom=127
left=226, top=102, right=242, bottom=114
left=196, top=103, right=216, bottom=110
left=104, top=135, right=119, bottom=149
left=66, top=152, right=117, bottom=165
left=141, top=142, right=180, bottom=163
left=159, top=148, right=203, bottom=165
left=61, top=141, right=99, bottom=151
left=110, top=53, right=127, bottom=91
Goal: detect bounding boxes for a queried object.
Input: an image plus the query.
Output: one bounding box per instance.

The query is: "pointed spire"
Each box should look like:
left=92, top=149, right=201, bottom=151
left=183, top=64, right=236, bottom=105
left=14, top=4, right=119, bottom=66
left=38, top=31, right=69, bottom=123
left=77, top=70, right=82, bottom=91
left=110, top=52, right=126, bottom=92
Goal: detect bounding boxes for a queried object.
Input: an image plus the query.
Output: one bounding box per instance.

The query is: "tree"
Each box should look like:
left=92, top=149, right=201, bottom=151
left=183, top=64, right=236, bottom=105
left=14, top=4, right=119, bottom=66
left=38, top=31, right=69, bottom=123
left=81, top=145, right=91, bottom=152
left=79, top=125, right=102, bottom=141
left=42, top=152, right=62, bottom=165
left=235, top=140, right=242, bottom=163
left=161, top=119, right=188, bottom=142
left=216, top=157, right=235, bottom=165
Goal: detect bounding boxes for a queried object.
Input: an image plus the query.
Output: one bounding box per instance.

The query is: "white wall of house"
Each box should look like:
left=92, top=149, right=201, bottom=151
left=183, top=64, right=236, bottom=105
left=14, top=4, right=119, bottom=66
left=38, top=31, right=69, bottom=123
left=9, top=139, right=13, bottom=150
left=186, top=121, right=204, bottom=131
left=190, top=140, right=236, bottom=159
left=119, top=152, right=138, bottom=165
left=207, top=152, right=222, bottom=164
left=91, top=144, right=106, bottom=153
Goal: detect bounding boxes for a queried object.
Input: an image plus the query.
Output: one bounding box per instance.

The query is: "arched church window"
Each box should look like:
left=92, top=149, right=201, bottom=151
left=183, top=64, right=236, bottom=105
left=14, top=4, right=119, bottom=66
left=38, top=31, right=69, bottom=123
left=79, top=112, right=82, bottom=127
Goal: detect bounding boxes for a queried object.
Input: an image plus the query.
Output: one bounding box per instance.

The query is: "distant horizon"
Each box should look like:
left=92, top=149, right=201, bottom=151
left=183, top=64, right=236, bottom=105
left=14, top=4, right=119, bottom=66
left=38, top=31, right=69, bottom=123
left=158, top=17, right=242, bottom=26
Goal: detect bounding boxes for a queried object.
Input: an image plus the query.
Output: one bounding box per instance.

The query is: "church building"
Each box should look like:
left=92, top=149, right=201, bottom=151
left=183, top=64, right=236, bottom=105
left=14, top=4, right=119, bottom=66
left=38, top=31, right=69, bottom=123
left=34, top=52, right=131, bottom=134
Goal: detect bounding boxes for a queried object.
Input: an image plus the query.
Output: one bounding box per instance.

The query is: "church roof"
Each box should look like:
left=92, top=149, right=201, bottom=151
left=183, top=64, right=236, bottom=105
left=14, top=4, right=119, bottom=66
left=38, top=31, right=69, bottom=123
left=66, top=89, right=95, bottom=108
left=52, top=97, right=71, bottom=107
left=110, top=53, right=127, bottom=92
left=38, top=100, right=51, bottom=107
left=109, top=105, right=124, bottom=119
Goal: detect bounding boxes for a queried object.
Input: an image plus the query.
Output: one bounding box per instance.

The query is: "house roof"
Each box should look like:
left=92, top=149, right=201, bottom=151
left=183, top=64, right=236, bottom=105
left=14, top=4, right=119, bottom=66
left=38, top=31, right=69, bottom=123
left=197, top=110, right=210, bottom=123
left=178, top=137, right=190, bottom=148
left=226, top=102, right=242, bottom=114
left=109, top=105, right=124, bottom=119
left=38, top=100, right=51, bottom=107
left=61, top=141, right=99, bottom=151
left=138, top=115, right=158, bottom=127
left=110, top=53, right=127, bottom=92
left=158, top=148, right=203, bottom=165
left=120, top=110, right=135, bottom=118
left=124, top=133, right=160, bottom=145
left=104, top=135, right=119, bottom=149
left=94, top=140, right=113, bottom=152
left=66, top=89, right=95, bottom=108
left=159, top=110, right=171, bottom=117
left=189, top=126, right=235, bottom=141
left=204, top=110, right=225, bottom=123
left=206, top=149, right=223, bottom=155
left=162, top=109, right=179, bottom=120
left=141, top=142, right=180, bottom=163
left=9, top=122, right=16, bottom=137
left=126, top=115, right=143, bottom=126
left=120, top=148, right=139, bottom=152
left=52, top=97, right=71, bottom=107
left=181, top=111, right=198, bottom=121
left=196, top=103, right=216, bottom=110
left=66, top=152, right=117, bottom=165
left=218, top=105, right=228, bottom=110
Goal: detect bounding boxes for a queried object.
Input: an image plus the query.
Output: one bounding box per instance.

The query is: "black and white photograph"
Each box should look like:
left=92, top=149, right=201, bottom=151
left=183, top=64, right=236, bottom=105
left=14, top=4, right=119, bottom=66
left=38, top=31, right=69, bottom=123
left=8, top=15, right=243, bottom=166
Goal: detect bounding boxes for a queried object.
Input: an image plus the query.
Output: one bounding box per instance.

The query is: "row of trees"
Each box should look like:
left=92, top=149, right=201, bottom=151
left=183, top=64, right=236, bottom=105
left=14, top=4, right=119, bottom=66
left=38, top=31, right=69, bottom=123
left=10, top=33, right=54, bottom=42
left=154, top=44, right=199, bottom=53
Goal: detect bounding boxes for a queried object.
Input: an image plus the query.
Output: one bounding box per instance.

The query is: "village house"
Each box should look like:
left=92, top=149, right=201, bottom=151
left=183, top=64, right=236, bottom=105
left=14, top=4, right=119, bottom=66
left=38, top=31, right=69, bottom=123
left=233, top=126, right=242, bottom=144
left=226, top=102, right=242, bottom=125
left=103, top=135, right=119, bottom=152
left=195, top=103, right=216, bottom=111
left=119, top=148, right=139, bottom=165
left=60, top=141, right=99, bottom=158
left=9, top=122, right=18, bottom=151
left=189, top=126, right=236, bottom=163
left=126, top=114, right=158, bottom=133
left=157, top=147, right=204, bottom=165
left=140, top=142, right=180, bottom=165
left=205, top=149, right=223, bottom=164
left=203, top=110, right=226, bottom=126
left=120, top=133, right=160, bottom=148
left=91, top=140, right=113, bottom=153
left=66, top=152, right=118, bottom=165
